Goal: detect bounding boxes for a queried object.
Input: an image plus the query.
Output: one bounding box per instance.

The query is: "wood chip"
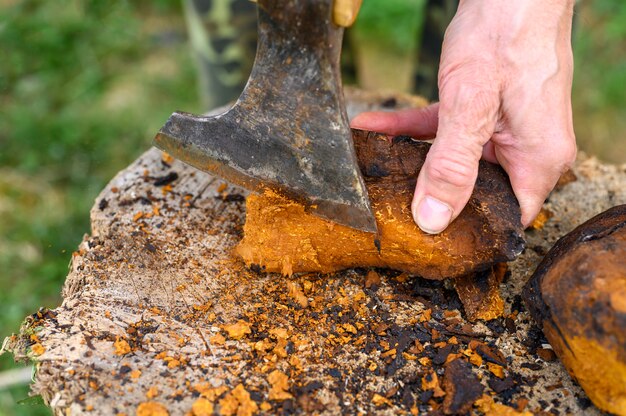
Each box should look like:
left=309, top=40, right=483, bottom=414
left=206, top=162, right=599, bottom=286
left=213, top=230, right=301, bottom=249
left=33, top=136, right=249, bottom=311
left=365, top=270, right=381, bottom=288
left=114, top=338, right=131, bottom=356
left=136, top=402, right=169, bottom=416
left=474, top=395, right=533, bottom=416
left=31, top=343, right=45, bottom=355
left=222, top=321, right=252, bottom=340
left=443, top=359, right=484, bottom=415
left=218, top=384, right=258, bottom=416
left=421, top=371, right=445, bottom=398
left=372, top=393, right=392, bottom=407
left=191, top=398, right=214, bottom=416
left=287, top=281, right=308, bottom=308
left=487, top=363, right=505, bottom=379
left=268, top=370, right=293, bottom=401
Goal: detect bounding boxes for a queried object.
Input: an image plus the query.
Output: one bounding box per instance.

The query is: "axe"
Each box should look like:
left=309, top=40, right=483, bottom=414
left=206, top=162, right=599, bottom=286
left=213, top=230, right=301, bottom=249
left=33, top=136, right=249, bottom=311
left=154, top=0, right=376, bottom=232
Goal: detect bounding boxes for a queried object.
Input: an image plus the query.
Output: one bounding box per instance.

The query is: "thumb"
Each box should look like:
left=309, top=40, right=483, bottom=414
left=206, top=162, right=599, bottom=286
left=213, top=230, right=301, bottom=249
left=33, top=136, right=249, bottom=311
left=412, top=86, right=499, bottom=234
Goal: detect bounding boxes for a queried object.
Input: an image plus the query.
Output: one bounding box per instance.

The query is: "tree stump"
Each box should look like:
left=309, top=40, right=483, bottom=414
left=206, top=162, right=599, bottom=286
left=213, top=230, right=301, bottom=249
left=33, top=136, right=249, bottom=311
left=4, top=89, right=626, bottom=415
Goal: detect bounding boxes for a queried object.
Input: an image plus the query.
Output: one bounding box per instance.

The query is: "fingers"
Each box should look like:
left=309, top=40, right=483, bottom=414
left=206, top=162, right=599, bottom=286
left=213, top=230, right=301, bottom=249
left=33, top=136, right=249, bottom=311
left=350, top=104, right=439, bottom=139
left=502, top=155, right=574, bottom=227
left=412, top=84, right=499, bottom=234
left=493, top=131, right=577, bottom=227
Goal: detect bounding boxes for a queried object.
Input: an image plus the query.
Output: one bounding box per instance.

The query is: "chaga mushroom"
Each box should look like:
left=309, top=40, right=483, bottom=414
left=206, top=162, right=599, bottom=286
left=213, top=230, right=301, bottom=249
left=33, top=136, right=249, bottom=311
left=443, top=359, right=484, bottom=415
left=523, top=205, right=626, bottom=416
left=237, top=130, right=525, bottom=279
left=455, top=264, right=507, bottom=322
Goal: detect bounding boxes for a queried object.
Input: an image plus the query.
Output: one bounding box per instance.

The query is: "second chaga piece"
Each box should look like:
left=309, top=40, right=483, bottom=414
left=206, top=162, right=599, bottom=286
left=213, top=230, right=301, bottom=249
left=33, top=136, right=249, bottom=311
left=237, top=130, right=525, bottom=279
left=455, top=264, right=507, bottom=322
left=523, top=205, right=626, bottom=416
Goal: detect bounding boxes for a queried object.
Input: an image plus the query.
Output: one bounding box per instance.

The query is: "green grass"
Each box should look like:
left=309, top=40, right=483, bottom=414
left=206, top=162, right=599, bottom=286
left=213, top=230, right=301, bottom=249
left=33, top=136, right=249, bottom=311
left=572, top=0, right=626, bottom=163
left=0, top=1, right=199, bottom=414
left=0, top=0, right=624, bottom=415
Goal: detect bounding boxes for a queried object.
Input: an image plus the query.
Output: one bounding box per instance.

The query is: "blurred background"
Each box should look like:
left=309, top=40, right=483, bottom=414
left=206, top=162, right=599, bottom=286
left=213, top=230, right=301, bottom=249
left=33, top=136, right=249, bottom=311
left=0, top=0, right=624, bottom=414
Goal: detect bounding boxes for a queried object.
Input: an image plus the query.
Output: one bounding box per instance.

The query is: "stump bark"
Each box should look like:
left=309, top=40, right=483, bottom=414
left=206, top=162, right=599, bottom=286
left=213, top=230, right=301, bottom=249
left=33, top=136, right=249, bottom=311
left=4, top=89, right=626, bottom=415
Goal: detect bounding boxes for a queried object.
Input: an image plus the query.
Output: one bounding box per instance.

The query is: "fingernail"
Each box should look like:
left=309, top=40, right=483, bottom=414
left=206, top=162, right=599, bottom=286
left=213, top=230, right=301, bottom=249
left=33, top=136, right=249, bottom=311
left=414, top=196, right=453, bottom=234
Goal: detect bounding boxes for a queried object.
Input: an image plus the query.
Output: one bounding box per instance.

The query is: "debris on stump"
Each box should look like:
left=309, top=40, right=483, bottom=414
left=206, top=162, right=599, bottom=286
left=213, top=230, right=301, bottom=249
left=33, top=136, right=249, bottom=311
left=442, top=358, right=483, bottom=414
left=2, top=90, right=626, bottom=415
left=454, top=264, right=507, bottom=322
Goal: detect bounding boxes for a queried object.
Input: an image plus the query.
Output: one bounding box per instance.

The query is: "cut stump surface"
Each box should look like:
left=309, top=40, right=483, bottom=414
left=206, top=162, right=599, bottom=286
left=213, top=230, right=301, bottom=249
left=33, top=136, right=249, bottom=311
left=4, top=89, right=626, bottom=415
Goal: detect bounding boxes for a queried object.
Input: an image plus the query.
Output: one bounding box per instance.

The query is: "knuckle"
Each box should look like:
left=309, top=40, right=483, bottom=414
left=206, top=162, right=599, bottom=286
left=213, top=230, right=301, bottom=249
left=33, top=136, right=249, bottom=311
left=437, top=71, right=499, bottom=142
left=426, top=151, right=478, bottom=189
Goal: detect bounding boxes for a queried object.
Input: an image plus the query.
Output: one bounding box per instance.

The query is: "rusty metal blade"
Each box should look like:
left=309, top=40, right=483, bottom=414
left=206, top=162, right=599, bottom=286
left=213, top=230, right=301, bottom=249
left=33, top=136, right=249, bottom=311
left=154, top=0, right=376, bottom=232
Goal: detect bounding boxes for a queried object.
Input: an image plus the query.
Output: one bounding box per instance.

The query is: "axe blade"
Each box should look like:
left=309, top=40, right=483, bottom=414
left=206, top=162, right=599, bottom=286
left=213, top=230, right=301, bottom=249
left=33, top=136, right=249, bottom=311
left=154, top=0, right=377, bottom=232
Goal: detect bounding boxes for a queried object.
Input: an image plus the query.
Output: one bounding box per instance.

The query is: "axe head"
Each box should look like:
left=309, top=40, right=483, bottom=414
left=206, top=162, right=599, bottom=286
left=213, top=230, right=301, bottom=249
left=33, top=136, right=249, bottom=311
left=154, top=0, right=377, bottom=233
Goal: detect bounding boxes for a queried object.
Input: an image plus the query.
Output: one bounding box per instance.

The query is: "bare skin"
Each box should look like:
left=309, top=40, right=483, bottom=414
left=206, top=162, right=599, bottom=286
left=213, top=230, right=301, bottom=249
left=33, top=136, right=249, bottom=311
left=352, top=0, right=576, bottom=234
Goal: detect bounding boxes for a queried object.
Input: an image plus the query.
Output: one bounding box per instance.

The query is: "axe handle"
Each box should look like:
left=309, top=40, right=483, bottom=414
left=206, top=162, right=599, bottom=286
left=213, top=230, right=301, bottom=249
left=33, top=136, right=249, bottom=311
left=333, top=0, right=363, bottom=27
left=249, top=0, right=362, bottom=28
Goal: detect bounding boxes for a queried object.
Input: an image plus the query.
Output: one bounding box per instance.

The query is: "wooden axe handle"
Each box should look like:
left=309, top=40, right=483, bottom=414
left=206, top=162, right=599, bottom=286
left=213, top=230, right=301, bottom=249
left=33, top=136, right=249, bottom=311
left=250, top=0, right=362, bottom=28
left=333, top=0, right=363, bottom=27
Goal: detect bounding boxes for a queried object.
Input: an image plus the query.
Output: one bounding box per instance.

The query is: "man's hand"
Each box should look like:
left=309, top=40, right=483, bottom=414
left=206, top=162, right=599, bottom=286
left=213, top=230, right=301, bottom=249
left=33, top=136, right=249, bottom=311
left=352, top=0, right=576, bottom=233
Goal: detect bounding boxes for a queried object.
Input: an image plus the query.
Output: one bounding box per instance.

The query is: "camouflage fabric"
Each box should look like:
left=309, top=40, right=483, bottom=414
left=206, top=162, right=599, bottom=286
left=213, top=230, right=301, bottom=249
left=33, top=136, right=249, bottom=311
left=184, top=0, right=458, bottom=106
left=183, top=0, right=257, bottom=109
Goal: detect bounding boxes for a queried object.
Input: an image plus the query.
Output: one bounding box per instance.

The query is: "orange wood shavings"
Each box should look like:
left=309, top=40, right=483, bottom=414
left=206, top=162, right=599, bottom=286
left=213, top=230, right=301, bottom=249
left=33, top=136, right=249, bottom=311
left=268, top=370, right=293, bottom=401
left=218, top=384, right=258, bottom=416
left=194, top=384, right=228, bottom=401
left=161, top=184, right=173, bottom=195
left=529, top=208, right=552, bottom=230
left=372, top=393, right=393, bottom=407
left=381, top=348, right=397, bottom=359
left=130, top=370, right=142, bottom=379
left=462, top=348, right=484, bottom=367
left=289, top=355, right=302, bottom=371
left=210, top=333, right=226, bottom=346
left=253, top=339, right=273, bottom=353
left=146, top=387, right=159, bottom=399
left=365, top=270, right=381, bottom=288
left=272, top=338, right=289, bottom=358
left=269, top=328, right=289, bottom=340
left=136, top=402, right=169, bottom=416
left=222, top=321, right=252, bottom=340
left=342, top=323, right=358, bottom=334
left=421, top=371, right=445, bottom=397
left=418, top=357, right=431, bottom=366
left=161, top=152, right=174, bottom=165
left=191, top=398, right=214, bottom=416
left=287, top=281, right=308, bottom=308
left=217, top=183, right=228, bottom=193
left=31, top=343, right=45, bottom=355
left=488, top=363, right=505, bottom=379
left=114, top=338, right=131, bottom=356
left=474, top=395, right=533, bottom=416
